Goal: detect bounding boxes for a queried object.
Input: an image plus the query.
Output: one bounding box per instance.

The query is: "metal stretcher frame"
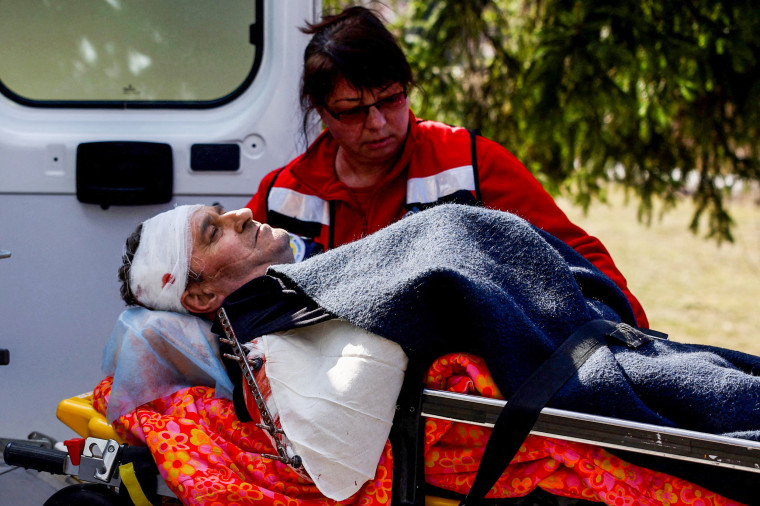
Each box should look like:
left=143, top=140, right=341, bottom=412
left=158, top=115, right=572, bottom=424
left=421, top=389, right=760, bottom=474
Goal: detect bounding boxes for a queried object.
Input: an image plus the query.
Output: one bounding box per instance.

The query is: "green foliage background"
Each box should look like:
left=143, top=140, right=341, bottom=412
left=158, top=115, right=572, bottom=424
left=321, top=0, right=760, bottom=241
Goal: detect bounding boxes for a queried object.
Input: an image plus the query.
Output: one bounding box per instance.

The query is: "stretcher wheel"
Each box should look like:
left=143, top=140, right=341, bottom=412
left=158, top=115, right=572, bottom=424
left=43, top=483, right=123, bottom=506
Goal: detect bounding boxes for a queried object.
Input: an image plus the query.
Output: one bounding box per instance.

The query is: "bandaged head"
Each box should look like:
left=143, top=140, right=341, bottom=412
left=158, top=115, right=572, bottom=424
left=128, top=205, right=203, bottom=313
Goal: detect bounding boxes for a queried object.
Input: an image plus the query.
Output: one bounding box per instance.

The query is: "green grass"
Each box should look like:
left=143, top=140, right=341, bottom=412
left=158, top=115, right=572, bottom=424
left=556, top=187, right=760, bottom=356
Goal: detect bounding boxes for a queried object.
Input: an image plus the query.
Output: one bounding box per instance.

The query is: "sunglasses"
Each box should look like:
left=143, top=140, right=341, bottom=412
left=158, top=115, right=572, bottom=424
left=323, top=90, right=408, bottom=125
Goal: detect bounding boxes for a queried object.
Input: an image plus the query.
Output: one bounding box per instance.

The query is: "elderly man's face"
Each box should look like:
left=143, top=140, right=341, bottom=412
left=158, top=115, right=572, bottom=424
left=181, top=205, right=294, bottom=314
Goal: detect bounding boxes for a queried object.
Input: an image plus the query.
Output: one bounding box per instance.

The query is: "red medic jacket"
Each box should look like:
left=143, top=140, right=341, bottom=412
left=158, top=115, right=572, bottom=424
left=247, top=112, right=648, bottom=326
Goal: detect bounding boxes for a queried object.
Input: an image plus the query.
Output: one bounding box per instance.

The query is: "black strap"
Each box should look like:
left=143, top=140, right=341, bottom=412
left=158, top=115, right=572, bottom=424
left=461, top=320, right=657, bottom=505
left=327, top=200, right=336, bottom=249
left=390, top=355, right=431, bottom=506
left=468, top=129, right=483, bottom=204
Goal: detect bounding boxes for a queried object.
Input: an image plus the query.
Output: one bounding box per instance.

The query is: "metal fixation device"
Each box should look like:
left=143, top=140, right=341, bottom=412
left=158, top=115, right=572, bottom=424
left=81, top=438, right=123, bottom=484
left=216, top=308, right=302, bottom=469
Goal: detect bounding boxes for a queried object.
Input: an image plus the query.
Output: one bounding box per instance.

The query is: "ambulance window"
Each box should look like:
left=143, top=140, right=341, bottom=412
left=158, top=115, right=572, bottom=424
left=0, top=0, right=262, bottom=108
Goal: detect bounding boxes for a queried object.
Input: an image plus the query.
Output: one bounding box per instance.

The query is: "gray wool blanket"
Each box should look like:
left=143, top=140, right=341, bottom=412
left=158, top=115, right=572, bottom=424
left=263, top=204, right=760, bottom=441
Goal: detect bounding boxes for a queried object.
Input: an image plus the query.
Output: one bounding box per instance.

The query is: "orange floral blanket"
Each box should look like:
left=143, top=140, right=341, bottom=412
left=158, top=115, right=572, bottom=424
left=93, top=353, right=742, bottom=506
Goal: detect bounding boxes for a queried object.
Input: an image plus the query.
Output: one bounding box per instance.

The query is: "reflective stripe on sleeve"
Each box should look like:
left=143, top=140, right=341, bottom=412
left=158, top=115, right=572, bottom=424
left=268, top=187, right=330, bottom=225
left=406, top=165, right=476, bottom=205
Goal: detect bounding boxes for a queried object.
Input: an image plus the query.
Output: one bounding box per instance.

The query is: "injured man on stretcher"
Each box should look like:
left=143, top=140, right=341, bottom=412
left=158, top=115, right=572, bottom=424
left=103, top=203, right=760, bottom=505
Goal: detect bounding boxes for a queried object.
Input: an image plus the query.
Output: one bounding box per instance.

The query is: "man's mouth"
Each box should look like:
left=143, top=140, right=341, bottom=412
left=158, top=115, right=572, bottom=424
left=251, top=221, right=260, bottom=247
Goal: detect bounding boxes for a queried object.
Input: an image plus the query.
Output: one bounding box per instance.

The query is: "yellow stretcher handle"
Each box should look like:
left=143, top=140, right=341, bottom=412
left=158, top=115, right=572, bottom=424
left=56, top=391, right=124, bottom=443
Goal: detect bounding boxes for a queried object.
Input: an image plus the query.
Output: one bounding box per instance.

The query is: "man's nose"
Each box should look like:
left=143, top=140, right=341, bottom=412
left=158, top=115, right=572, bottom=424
left=224, top=208, right=253, bottom=232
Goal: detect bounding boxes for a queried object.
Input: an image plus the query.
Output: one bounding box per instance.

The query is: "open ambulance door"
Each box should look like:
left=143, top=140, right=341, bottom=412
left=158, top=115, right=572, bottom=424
left=0, top=0, right=317, bottom=442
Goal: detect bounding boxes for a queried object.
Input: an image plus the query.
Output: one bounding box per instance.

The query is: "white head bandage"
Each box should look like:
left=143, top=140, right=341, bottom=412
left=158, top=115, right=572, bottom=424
left=128, top=205, right=203, bottom=313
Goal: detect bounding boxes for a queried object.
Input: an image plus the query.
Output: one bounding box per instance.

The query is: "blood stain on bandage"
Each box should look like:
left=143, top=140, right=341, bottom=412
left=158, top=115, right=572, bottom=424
left=162, top=273, right=174, bottom=287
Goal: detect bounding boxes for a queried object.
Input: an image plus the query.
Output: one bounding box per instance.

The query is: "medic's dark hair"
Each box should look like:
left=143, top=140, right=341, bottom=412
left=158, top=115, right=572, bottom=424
left=299, top=6, right=414, bottom=136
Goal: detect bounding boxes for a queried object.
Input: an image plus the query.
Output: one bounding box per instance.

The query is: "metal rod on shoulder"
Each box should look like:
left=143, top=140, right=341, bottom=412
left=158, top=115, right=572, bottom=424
left=216, top=308, right=302, bottom=469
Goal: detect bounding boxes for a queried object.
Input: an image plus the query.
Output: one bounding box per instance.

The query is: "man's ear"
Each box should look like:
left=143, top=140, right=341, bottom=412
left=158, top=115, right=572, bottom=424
left=181, top=283, right=223, bottom=315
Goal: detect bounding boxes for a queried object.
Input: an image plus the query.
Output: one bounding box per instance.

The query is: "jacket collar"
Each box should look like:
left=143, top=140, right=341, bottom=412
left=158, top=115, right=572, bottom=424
left=290, top=110, right=420, bottom=200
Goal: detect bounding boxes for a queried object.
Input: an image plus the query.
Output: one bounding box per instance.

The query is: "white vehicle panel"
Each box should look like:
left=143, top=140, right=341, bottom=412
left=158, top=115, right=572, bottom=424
left=0, top=0, right=317, bottom=442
